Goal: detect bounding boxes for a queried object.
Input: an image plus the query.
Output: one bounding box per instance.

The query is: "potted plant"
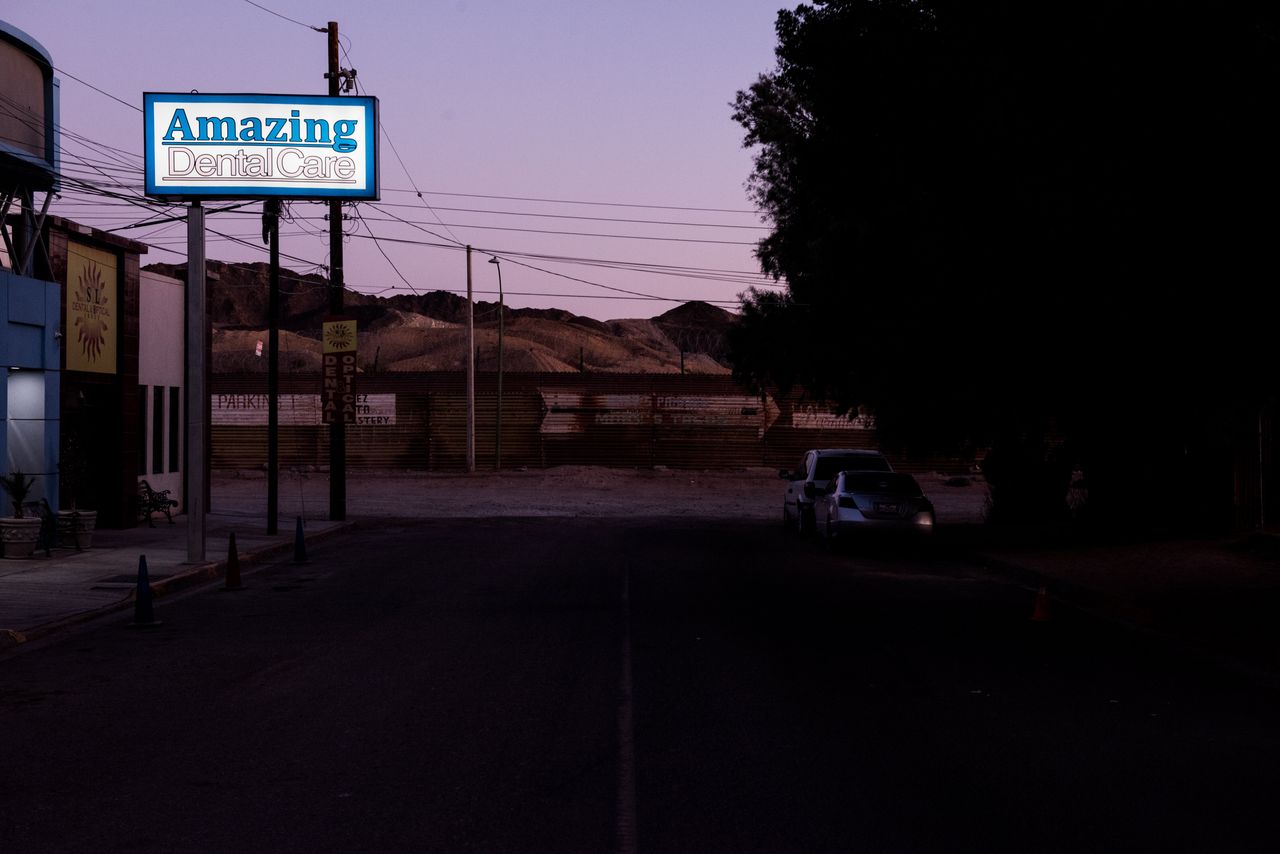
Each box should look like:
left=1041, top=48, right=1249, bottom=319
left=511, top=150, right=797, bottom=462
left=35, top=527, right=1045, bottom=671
left=0, top=469, right=42, bottom=559
left=58, top=433, right=97, bottom=550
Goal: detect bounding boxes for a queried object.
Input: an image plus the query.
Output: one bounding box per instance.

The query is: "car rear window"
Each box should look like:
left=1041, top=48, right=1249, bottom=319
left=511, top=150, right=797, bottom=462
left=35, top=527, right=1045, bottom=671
left=814, top=455, right=891, bottom=479
left=840, top=472, right=923, bottom=496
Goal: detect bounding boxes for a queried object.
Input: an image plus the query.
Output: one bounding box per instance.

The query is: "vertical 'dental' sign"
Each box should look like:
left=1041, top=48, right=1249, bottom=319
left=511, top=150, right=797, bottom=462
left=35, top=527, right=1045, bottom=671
left=322, top=317, right=357, bottom=424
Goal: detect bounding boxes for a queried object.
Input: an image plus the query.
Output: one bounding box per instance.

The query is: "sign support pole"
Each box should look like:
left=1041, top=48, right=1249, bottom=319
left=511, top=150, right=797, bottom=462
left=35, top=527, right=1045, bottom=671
left=265, top=200, right=280, bottom=535
left=186, top=201, right=206, bottom=562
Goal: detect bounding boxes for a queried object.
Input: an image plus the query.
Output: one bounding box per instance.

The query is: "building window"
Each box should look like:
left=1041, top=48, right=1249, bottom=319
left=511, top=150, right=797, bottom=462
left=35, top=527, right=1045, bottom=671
left=138, top=386, right=148, bottom=476
left=169, top=386, right=181, bottom=473
left=152, top=385, right=165, bottom=474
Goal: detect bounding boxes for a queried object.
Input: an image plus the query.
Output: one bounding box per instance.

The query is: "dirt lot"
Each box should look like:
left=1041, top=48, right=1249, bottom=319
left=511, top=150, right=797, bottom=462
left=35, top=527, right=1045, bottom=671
left=214, top=466, right=989, bottom=524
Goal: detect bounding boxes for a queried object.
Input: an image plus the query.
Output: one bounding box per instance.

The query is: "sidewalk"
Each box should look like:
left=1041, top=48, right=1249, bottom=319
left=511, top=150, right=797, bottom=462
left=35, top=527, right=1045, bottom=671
left=0, top=509, right=351, bottom=651
left=972, top=532, right=1280, bottom=687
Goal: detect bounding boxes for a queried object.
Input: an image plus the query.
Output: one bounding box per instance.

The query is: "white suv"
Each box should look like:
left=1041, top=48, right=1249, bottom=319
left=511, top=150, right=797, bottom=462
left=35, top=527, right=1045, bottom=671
left=780, top=448, right=893, bottom=535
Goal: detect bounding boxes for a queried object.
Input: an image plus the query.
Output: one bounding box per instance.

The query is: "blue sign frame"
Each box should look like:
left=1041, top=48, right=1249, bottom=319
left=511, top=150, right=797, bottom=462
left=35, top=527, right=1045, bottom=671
left=143, top=93, right=379, bottom=200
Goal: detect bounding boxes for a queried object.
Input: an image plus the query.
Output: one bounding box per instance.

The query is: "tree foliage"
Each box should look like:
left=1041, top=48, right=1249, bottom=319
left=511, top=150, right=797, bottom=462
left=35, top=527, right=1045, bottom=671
left=731, top=0, right=1279, bottom=527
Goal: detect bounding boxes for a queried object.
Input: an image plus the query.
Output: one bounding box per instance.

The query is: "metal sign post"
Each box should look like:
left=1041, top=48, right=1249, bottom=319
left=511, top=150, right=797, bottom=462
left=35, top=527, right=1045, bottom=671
left=264, top=199, right=280, bottom=535
left=143, top=21, right=376, bottom=533
left=185, top=201, right=206, bottom=562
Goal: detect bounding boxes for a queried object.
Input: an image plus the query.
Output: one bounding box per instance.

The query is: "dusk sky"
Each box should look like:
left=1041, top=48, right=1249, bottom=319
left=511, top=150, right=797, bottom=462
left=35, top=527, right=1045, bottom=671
left=4, top=0, right=786, bottom=319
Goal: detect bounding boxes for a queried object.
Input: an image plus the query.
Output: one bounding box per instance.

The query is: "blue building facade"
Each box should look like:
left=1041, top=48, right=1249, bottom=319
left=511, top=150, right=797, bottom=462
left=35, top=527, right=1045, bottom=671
left=1, top=267, right=62, bottom=508
left=2, top=20, right=62, bottom=510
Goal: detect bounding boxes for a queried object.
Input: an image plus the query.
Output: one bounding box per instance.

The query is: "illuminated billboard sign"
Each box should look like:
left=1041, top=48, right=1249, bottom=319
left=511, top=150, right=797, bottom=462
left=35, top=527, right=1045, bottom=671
left=143, top=93, right=379, bottom=200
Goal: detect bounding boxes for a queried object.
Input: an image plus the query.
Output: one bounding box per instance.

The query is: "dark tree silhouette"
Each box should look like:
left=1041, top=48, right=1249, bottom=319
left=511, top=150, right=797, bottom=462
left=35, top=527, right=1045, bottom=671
left=731, top=0, right=1278, bottom=529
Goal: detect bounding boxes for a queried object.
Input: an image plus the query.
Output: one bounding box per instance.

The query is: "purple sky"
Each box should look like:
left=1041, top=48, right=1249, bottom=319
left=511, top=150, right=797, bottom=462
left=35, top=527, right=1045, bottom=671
left=6, top=0, right=786, bottom=320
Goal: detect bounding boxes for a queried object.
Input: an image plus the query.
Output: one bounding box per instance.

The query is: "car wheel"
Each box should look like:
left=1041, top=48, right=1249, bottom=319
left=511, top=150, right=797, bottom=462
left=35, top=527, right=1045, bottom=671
left=798, top=506, right=813, bottom=536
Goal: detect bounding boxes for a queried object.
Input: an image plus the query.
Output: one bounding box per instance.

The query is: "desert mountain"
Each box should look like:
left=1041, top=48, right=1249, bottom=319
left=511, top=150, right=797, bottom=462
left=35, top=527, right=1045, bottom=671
left=144, top=260, right=736, bottom=374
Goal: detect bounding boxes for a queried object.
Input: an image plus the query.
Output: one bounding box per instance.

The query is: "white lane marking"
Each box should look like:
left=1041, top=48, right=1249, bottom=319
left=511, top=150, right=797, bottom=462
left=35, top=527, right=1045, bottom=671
left=616, top=566, right=638, bottom=854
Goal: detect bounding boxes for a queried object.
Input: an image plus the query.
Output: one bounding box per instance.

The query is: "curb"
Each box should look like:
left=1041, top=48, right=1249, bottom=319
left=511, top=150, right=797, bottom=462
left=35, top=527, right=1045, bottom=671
left=146, top=520, right=357, bottom=599
left=0, top=521, right=356, bottom=653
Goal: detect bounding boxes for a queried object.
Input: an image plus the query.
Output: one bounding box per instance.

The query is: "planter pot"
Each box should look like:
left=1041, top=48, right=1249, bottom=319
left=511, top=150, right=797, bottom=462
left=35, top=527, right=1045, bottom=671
left=57, top=510, right=98, bottom=550
left=0, top=516, right=43, bottom=559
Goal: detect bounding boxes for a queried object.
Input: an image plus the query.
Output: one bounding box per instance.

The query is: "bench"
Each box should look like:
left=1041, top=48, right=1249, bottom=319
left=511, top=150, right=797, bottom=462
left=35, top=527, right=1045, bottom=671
left=138, top=479, right=178, bottom=527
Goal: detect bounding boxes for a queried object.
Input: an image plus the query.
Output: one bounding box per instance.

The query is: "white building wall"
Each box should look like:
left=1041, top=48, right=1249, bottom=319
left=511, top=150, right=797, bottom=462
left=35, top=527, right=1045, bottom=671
left=137, top=270, right=184, bottom=506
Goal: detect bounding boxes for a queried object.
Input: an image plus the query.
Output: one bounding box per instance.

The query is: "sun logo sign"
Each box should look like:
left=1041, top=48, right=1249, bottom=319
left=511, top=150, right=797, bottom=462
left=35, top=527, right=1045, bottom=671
left=324, top=320, right=356, bottom=352
left=74, top=262, right=110, bottom=361
left=66, top=243, right=118, bottom=374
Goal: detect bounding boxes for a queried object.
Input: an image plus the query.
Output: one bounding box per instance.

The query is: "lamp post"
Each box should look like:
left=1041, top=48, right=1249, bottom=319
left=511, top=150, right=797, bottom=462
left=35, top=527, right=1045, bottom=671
left=488, top=256, right=504, bottom=471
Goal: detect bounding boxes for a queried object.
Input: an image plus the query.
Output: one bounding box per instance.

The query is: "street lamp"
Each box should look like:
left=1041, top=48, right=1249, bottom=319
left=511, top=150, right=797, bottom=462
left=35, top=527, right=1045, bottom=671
left=488, top=256, right=504, bottom=471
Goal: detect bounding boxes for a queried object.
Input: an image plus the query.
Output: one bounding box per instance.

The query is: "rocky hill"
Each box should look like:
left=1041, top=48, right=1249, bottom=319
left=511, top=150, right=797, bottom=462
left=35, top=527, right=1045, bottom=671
left=144, top=260, right=737, bottom=374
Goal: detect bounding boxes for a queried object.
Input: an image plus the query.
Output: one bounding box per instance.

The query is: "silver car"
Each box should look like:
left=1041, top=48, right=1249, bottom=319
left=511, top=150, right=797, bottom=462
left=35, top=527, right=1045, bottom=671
left=781, top=448, right=893, bottom=535
left=818, top=470, right=936, bottom=542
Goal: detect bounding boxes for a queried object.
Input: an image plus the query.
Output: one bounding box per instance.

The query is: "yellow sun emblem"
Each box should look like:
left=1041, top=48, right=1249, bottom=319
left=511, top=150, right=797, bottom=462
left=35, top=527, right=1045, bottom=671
left=74, top=261, right=111, bottom=363
left=323, top=319, right=357, bottom=353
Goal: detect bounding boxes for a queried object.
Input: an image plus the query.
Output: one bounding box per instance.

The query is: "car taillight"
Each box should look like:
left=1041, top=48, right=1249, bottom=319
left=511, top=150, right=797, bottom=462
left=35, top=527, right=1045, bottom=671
left=838, top=496, right=856, bottom=509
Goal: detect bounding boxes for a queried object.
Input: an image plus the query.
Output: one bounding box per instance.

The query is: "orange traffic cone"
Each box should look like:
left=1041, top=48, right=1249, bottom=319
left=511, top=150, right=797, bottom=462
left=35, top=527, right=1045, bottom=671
left=222, top=531, right=244, bottom=591
left=1031, top=586, right=1051, bottom=622
left=129, top=555, right=161, bottom=628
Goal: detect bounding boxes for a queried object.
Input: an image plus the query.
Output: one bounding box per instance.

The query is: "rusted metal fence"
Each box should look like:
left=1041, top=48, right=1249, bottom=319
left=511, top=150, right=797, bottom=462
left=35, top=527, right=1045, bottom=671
left=209, top=373, right=975, bottom=474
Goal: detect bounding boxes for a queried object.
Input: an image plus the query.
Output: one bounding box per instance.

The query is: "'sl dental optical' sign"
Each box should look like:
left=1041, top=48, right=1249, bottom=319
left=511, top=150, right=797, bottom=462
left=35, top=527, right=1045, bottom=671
left=144, top=93, right=379, bottom=200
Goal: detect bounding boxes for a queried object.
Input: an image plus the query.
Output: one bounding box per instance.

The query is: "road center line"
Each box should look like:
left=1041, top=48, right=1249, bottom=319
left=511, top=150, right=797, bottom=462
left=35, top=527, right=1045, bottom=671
left=616, top=566, right=638, bottom=854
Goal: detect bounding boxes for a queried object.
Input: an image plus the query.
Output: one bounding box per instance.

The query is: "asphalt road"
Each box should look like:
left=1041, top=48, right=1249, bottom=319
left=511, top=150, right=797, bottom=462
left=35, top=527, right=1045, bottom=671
left=2, top=518, right=1278, bottom=853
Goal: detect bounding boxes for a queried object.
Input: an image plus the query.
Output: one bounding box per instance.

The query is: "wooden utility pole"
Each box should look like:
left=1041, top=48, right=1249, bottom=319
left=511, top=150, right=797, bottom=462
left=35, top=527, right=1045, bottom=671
left=327, top=20, right=347, bottom=520
left=466, top=246, right=475, bottom=472
left=488, top=256, right=504, bottom=471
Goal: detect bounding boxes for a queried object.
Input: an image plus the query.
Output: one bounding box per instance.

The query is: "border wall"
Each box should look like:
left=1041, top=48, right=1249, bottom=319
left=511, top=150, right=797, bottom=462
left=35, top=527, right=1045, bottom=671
left=210, top=373, right=977, bottom=475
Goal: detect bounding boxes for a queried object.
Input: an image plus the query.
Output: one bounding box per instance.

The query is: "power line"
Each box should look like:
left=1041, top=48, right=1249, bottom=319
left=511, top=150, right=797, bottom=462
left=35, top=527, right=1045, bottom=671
left=50, top=66, right=141, bottom=113
left=380, top=187, right=762, bottom=215
left=332, top=231, right=722, bottom=304
left=498, top=252, right=779, bottom=289
left=41, top=163, right=769, bottom=301
left=0, top=97, right=141, bottom=173
left=14, top=55, right=764, bottom=309
left=101, top=202, right=258, bottom=233
left=357, top=286, right=739, bottom=306
left=377, top=129, right=467, bottom=246
left=365, top=200, right=769, bottom=230
left=205, top=226, right=328, bottom=272
left=239, top=0, right=327, bottom=32
left=351, top=205, right=419, bottom=294
left=272, top=209, right=758, bottom=246
left=332, top=34, right=467, bottom=248
left=6, top=89, right=764, bottom=247
left=372, top=218, right=757, bottom=246
left=485, top=250, right=689, bottom=303
left=135, top=238, right=741, bottom=306
left=155, top=207, right=762, bottom=245
left=442, top=247, right=773, bottom=280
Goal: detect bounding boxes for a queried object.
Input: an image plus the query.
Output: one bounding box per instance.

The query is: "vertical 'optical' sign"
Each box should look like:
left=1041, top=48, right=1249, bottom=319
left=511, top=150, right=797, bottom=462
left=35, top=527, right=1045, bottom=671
left=143, top=93, right=379, bottom=200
